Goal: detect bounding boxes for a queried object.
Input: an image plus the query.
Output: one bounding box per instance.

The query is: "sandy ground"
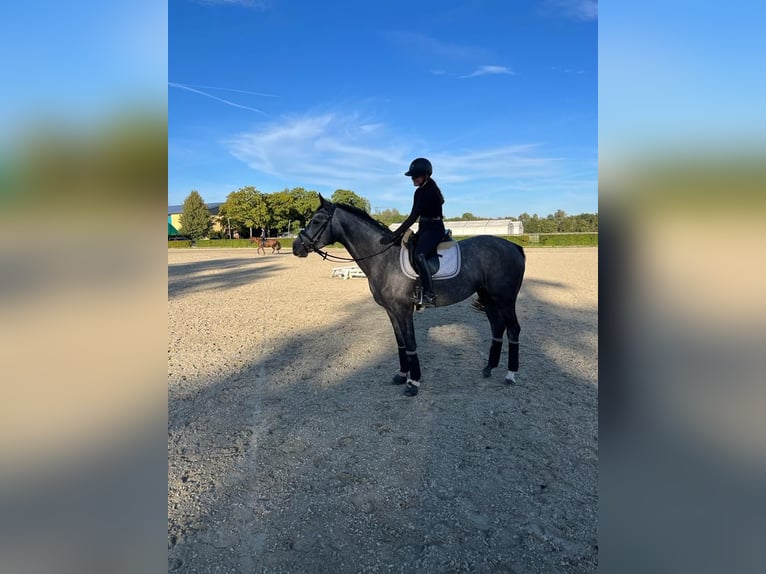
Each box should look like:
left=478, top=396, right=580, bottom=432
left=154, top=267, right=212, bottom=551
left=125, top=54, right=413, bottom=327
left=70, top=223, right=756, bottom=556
left=168, top=246, right=598, bottom=573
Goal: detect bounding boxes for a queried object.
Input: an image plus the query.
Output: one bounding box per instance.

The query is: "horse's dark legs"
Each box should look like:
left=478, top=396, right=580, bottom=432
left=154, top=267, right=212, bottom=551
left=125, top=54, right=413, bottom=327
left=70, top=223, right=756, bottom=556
left=394, top=347, right=408, bottom=382
left=385, top=306, right=421, bottom=396
left=385, top=308, right=410, bottom=385
left=505, top=306, right=521, bottom=384
left=403, top=351, right=422, bottom=396
left=479, top=295, right=521, bottom=385
left=482, top=304, right=507, bottom=378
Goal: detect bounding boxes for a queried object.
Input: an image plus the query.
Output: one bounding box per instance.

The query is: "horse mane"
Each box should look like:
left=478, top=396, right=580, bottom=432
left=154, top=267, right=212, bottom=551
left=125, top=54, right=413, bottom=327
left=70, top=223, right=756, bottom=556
left=334, top=202, right=393, bottom=235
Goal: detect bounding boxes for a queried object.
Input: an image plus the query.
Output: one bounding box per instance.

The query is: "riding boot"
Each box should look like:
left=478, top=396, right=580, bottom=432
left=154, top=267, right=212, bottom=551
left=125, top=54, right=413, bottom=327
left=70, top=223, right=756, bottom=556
left=416, top=253, right=436, bottom=307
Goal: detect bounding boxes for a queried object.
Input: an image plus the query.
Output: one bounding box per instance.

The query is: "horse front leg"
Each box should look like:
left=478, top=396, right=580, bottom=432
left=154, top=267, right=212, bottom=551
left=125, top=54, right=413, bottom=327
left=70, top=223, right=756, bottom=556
left=385, top=308, right=409, bottom=385
left=385, top=306, right=421, bottom=396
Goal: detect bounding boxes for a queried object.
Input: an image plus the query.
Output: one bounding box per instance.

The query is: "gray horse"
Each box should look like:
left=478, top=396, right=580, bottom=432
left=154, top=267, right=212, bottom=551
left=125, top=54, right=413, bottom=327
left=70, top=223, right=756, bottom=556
left=293, top=195, right=525, bottom=396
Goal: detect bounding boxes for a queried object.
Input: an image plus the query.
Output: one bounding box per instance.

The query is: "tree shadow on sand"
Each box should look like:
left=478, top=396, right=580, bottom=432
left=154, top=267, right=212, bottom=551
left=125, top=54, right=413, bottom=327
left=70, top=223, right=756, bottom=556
left=168, top=257, right=284, bottom=298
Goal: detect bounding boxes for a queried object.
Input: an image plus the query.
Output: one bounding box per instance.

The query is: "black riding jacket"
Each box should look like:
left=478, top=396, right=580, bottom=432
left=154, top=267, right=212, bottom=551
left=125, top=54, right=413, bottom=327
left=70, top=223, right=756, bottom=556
left=391, top=178, right=444, bottom=240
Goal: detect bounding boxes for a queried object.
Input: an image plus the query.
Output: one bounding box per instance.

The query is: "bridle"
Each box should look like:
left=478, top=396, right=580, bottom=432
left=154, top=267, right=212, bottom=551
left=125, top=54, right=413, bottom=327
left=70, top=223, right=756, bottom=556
left=296, top=206, right=333, bottom=255
left=297, top=205, right=397, bottom=263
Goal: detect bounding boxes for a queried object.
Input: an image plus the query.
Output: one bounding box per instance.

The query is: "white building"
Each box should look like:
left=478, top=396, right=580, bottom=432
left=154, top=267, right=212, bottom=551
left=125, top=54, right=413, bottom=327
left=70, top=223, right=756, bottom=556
left=390, top=219, right=523, bottom=236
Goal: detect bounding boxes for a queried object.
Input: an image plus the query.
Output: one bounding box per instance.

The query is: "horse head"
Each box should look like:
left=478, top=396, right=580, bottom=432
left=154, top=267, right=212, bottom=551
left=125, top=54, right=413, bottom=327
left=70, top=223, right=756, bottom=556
left=292, top=195, right=336, bottom=257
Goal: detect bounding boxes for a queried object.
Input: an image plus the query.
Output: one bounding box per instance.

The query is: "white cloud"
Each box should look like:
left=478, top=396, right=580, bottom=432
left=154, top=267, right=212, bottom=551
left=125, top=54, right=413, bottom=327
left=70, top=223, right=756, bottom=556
left=432, top=145, right=561, bottom=185
left=385, top=31, right=488, bottom=61
left=545, top=0, right=598, bottom=21
left=359, top=123, right=384, bottom=133
left=224, top=113, right=406, bottom=190
left=195, top=0, right=269, bottom=8
left=551, top=67, right=586, bottom=74
left=460, top=65, right=514, bottom=79
left=222, top=113, right=571, bottom=213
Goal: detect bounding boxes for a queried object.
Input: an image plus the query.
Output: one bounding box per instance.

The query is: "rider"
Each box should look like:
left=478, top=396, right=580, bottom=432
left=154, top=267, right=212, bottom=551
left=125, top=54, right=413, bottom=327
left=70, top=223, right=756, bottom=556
left=380, top=157, right=445, bottom=307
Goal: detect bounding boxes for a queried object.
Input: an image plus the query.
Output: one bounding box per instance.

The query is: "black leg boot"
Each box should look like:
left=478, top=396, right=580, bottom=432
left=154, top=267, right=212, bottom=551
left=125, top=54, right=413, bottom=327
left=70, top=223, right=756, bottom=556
left=416, top=253, right=436, bottom=307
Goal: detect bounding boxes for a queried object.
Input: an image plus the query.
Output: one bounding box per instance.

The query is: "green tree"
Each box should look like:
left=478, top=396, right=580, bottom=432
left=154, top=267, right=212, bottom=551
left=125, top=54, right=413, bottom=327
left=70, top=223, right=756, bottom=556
left=268, top=189, right=293, bottom=233
left=374, top=208, right=405, bottom=226
left=215, top=204, right=231, bottom=238
left=221, top=186, right=262, bottom=238
left=571, top=213, right=598, bottom=232
left=179, top=190, right=212, bottom=241
left=331, top=189, right=370, bottom=213
left=287, top=187, right=320, bottom=229
left=552, top=209, right=567, bottom=232
left=253, top=191, right=271, bottom=234
left=518, top=210, right=598, bottom=233
left=539, top=215, right=557, bottom=233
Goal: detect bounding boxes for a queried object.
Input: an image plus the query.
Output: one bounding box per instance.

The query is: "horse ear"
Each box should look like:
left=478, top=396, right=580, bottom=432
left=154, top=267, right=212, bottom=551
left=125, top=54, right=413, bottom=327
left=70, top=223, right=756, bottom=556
left=319, top=194, right=332, bottom=208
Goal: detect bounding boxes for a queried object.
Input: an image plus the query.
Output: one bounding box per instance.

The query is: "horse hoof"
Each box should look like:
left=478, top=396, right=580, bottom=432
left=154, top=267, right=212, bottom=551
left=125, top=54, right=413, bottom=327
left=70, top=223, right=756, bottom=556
left=403, top=381, right=420, bottom=396
left=482, top=366, right=492, bottom=378
left=392, top=373, right=407, bottom=385
left=505, top=372, right=517, bottom=385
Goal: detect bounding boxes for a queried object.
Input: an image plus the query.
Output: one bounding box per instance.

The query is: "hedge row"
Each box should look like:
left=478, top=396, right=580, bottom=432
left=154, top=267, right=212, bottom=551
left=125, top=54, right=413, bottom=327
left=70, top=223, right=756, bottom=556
left=168, top=239, right=256, bottom=249
left=450, top=233, right=598, bottom=247
left=169, top=233, right=598, bottom=249
left=514, top=233, right=598, bottom=247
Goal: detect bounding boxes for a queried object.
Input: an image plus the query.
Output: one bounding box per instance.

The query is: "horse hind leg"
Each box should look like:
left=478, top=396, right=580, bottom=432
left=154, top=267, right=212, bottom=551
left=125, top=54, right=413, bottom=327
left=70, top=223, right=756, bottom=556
left=482, top=302, right=506, bottom=379
left=504, top=306, right=521, bottom=385
left=480, top=296, right=521, bottom=385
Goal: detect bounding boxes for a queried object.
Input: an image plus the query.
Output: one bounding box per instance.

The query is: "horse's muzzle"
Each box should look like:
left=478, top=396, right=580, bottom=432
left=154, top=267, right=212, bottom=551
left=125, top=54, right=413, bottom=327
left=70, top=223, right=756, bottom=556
left=292, top=238, right=309, bottom=257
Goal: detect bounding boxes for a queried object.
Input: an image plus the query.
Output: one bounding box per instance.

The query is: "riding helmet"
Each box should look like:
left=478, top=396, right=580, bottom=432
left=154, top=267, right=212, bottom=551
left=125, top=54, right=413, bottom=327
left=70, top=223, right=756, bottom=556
left=404, top=157, right=433, bottom=177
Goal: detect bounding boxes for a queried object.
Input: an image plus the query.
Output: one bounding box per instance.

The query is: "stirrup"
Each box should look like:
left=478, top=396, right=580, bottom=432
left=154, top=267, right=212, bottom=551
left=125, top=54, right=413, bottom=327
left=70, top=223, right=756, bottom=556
left=421, top=292, right=436, bottom=307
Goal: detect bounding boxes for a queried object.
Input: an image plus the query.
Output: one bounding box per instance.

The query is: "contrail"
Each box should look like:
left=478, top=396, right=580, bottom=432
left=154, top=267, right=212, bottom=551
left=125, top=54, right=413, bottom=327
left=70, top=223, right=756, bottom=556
left=173, top=82, right=278, bottom=98
left=169, top=82, right=269, bottom=114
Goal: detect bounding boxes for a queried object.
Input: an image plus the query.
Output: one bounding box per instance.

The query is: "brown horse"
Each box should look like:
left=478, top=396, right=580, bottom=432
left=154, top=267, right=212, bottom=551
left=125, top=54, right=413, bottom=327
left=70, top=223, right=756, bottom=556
left=251, top=236, right=282, bottom=255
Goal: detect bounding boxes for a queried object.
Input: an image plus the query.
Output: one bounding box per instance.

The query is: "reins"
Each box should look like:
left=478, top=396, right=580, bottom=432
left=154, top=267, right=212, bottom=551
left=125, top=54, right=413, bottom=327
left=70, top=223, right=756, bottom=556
left=298, top=204, right=397, bottom=262
left=312, top=242, right=396, bottom=263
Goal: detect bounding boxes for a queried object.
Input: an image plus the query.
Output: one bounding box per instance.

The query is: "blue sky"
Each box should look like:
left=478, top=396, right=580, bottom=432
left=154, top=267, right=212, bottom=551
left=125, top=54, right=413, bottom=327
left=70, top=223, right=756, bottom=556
left=0, top=2, right=166, bottom=142
left=599, top=1, right=766, bottom=170
left=169, top=0, right=597, bottom=218
left=2, top=1, right=763, bottom=217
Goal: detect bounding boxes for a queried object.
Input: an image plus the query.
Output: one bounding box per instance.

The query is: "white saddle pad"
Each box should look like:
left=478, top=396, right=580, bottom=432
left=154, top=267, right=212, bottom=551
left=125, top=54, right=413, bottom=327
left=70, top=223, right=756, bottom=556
left=399, top=240, right=461, bottom=280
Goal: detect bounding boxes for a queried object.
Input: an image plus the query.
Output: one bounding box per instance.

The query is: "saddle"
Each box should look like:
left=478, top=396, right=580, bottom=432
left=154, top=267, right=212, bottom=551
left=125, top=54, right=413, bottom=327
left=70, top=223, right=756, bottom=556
left=399, top=228, right=461, bottom=280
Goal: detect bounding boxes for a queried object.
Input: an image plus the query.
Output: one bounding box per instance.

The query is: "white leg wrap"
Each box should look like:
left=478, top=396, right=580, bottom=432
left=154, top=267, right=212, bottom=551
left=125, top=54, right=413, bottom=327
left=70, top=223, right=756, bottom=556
left=505, top=371, right=517, bottom=383
left=406, top=378, right=421, bottom=387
